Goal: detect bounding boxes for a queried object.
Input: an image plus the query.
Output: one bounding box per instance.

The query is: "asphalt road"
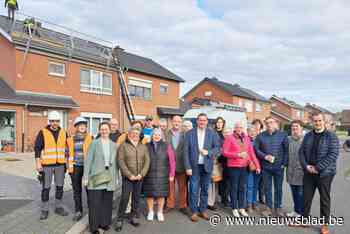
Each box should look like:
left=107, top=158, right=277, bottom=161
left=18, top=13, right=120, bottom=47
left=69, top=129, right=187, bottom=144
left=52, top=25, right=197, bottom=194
left=104, top=147, right=350, bottom=234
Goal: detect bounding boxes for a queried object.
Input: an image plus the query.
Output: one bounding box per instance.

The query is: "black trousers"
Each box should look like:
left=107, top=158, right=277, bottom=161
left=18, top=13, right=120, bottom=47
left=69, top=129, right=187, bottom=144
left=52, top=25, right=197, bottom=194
left=218, top=164, right=231, bottom=203
left=303, top=173, right=334, bottom=224
left=87, top=189, right=113, bottom=232
left=117, top=177, right=143, bottom=221
left=70, top=165, right=87, bottom=212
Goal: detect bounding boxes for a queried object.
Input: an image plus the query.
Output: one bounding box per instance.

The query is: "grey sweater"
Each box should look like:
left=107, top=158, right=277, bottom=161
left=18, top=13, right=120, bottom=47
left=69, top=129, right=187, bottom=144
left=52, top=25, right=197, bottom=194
left=286, top=135, right=304, bottom=185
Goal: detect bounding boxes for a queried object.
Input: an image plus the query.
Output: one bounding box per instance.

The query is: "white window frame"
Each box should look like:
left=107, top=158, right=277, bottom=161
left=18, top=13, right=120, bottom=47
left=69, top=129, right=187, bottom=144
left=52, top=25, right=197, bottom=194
left=80, top=68, right=113, bottom=95
left=245, top=100, right=253, bottom=113
left=160, top=83, right=169, bottom=95
left=204, top=91, right=212, bottom=97
left=256, top=102, right=262, bottom=112
left=128, top=77, right=152, bottom=100
left=48, top=61, right=66, bottom=77
left=81, top=112, right=113, bottom=136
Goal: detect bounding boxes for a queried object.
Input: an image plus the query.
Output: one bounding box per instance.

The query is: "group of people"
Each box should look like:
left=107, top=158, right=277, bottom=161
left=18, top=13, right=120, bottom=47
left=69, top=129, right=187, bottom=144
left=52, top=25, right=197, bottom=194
left=34, top=111, right=339, bottom=234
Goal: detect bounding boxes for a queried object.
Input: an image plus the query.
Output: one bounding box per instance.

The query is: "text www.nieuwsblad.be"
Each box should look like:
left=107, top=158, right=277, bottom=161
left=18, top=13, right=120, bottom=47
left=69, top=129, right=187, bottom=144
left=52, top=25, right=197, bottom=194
left=209, top=214, right=345, bottom=227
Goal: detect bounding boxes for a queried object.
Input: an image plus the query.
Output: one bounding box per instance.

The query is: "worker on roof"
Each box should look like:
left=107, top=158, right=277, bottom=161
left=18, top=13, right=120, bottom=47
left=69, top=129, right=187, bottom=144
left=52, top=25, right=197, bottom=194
left=34, top=111, right=70, bottom=220
left=23, top=17, right=41, bottom=37
left=4, top=0, right=18, bottom=21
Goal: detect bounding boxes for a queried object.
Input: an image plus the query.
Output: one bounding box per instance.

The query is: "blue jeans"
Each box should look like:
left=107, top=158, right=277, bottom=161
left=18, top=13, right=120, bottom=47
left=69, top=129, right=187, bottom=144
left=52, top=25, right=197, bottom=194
left=229, top=167, right=247, bottom=209
left=189, top=164, right=211, bottom=213
left=262, top=169, right=284, bottom=209
left=290, top=184, right=304, bottom=215
left=246, top=172, right=262, bottom=206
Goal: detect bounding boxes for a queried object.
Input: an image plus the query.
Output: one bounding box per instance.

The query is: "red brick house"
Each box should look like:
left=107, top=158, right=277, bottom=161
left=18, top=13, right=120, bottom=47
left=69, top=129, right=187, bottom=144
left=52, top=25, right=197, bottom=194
left=270, top=95, right=309, bottom=126
left=341, top=110, right=350, bottom=130
left=305, top=103, right=335, bottom=124
left=0, top=16, right=184, bottom=152
left=183, top=77, right=271, bottom=122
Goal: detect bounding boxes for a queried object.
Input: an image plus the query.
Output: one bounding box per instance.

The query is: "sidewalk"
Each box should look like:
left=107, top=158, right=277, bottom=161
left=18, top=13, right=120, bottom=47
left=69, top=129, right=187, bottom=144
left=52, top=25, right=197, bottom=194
left=0, top=153, right=87, bottom=234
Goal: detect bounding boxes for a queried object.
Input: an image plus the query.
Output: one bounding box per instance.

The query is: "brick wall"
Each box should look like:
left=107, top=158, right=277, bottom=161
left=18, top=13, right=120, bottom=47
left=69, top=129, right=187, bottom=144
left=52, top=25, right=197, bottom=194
left=0, top=35, right=16, bottom=88
left=184, top=80, right=233, bottom=103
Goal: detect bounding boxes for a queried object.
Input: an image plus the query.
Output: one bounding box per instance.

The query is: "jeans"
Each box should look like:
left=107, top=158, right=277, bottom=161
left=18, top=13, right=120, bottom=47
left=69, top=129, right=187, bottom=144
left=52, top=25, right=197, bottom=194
left=303, top=173, right=334, bottom=223
left=247, top=172, right=263, bottom=206
left=262, top=169, right=284, bottom=209
left=228, top=167, right=247, bottom=209
left=290, top=184, right=304, bottom=215
left=188, top=165, right=211, bottom=213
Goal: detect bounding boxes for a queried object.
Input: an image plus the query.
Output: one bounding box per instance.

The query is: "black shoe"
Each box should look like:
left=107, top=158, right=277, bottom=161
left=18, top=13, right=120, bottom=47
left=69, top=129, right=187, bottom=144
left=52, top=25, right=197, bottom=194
left=72, top=212, right=82, bottom=221
left=114, top=221, right=123, bottom=232
left=179, top=208, right=190, bottom=216
left=40, top=210, right=49, bottom=220
left=129, top=218, right=140, bottom=227
left=91, top=231, right=99, bottom=234
left=208, top=205, right=217, bottom=211
left=55, top=207, right=69, bottom=216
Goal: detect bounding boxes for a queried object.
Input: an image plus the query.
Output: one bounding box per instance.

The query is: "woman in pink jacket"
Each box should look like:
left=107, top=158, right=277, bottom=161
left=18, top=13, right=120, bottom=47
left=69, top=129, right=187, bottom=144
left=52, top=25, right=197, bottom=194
left=222, top=121, right=261, bottom=217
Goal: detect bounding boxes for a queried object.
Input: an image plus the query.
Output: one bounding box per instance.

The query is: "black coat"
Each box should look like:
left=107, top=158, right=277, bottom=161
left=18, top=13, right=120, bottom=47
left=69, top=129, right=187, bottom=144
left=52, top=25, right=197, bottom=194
left=143, top=141, right=169, bottom=197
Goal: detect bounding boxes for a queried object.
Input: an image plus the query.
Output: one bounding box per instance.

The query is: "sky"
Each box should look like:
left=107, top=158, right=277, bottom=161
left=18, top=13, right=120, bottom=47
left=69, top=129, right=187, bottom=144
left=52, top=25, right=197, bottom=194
left=2, top=0, right=349, bottom=112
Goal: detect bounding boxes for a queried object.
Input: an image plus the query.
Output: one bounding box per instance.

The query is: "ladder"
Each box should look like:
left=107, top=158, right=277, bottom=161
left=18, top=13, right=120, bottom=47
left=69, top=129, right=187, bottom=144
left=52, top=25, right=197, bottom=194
left=111, top=46, right=135, bottom=123
left=19, top=22, right=33, bottom=78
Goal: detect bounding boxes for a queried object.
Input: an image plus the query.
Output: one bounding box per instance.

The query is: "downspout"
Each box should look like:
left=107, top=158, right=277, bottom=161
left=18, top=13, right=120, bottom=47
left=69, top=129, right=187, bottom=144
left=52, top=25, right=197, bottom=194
left=21, top=104, right=28, bottom=153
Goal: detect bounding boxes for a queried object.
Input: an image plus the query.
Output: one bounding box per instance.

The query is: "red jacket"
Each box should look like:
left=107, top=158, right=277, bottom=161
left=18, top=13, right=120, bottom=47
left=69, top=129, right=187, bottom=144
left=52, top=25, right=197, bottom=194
left=222, top=132, right=260, bottom=170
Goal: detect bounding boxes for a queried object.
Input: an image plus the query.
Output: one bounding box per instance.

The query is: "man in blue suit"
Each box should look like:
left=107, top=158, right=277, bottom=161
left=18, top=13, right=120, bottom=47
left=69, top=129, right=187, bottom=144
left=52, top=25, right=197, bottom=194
left=184, top=113, right=220, bottom=222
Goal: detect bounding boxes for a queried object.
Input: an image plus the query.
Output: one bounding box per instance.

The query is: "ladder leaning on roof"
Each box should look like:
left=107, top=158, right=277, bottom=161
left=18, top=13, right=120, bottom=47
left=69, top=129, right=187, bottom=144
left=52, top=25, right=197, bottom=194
left=18, top=20, right=33, bottom=78
left=111, top=46, right=135, bottom=123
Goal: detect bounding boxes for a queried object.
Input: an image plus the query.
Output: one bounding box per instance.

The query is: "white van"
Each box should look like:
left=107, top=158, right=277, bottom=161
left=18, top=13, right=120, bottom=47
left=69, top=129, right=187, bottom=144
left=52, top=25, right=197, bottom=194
left=183, top=106, right=247, bottom=130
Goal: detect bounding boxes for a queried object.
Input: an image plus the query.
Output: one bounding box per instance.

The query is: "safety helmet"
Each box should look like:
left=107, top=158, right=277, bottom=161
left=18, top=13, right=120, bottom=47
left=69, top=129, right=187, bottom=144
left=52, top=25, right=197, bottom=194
left=48, top=111, right=61, bottom=121
left=74, top=116, right=88, bottom=127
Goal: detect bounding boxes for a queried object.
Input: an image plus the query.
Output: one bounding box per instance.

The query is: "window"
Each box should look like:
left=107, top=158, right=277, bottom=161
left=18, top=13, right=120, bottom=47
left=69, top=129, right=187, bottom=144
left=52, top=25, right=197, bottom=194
left=128, top=78, right=152, bottom=100
left=244, top=100, right=253, bottom=112
left=48, top=62, right=65, bottom=77
left=296, top=110, right=304, bottom=119
left=80, top=69, right=112, bottom=95
left=238, top=99, right=243, bottom=107
left=160, top=84, right=168, bottom=95
left=81, top=112, right=112, bottom=136
left=256, top=103, right=262, bottom=112
left=204, top=91, right=212, bottom=97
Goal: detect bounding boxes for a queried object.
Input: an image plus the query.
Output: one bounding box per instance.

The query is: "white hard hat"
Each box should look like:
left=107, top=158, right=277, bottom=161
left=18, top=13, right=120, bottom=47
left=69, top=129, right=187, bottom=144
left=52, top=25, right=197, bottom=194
left=74, top=116, right=88, bottom=127
left=48, top=111, right=61, bottom=121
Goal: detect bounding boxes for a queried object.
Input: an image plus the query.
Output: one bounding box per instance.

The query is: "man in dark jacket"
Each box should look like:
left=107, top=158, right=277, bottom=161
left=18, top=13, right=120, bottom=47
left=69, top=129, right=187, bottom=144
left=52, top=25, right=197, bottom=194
left=254, top=116, right=289, bottom=217
left=184, top=113, right=220, bottom=222
left=299, top=112, right=339, bottom=234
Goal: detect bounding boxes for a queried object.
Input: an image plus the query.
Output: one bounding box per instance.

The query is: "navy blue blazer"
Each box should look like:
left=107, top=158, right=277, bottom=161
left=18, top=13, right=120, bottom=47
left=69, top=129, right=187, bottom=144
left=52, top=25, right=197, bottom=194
left=183, top=127, right=220, bottom=174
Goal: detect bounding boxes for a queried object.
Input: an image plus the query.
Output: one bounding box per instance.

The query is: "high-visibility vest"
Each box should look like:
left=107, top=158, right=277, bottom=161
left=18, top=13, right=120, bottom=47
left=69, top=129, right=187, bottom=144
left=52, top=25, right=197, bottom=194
left=67, top=134, right=92, bottom=173
left=7, top=0, right=17, bottom=7
left=41, top=128, right=67, bottom=165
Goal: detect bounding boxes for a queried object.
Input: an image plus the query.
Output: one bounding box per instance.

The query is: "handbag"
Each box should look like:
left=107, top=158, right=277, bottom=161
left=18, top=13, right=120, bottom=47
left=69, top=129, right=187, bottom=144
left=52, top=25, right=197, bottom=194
left=89, top=140, right=113, bottom=187
left=89, top=169, right=112, bottom=187
left=212, top=159, right=223, bottom=182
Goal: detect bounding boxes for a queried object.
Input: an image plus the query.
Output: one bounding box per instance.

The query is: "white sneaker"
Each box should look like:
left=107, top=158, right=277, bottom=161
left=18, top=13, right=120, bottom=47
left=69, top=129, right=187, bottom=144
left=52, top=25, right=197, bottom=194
left=232, top=209, right=240, bottom=217
left=147, top=211, right=154, bottom=221
left=286, top=211, right=301, bottom=217
left=157, top=212, right=164, bottom=222
left=239, top=209, right=249, bottom=217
